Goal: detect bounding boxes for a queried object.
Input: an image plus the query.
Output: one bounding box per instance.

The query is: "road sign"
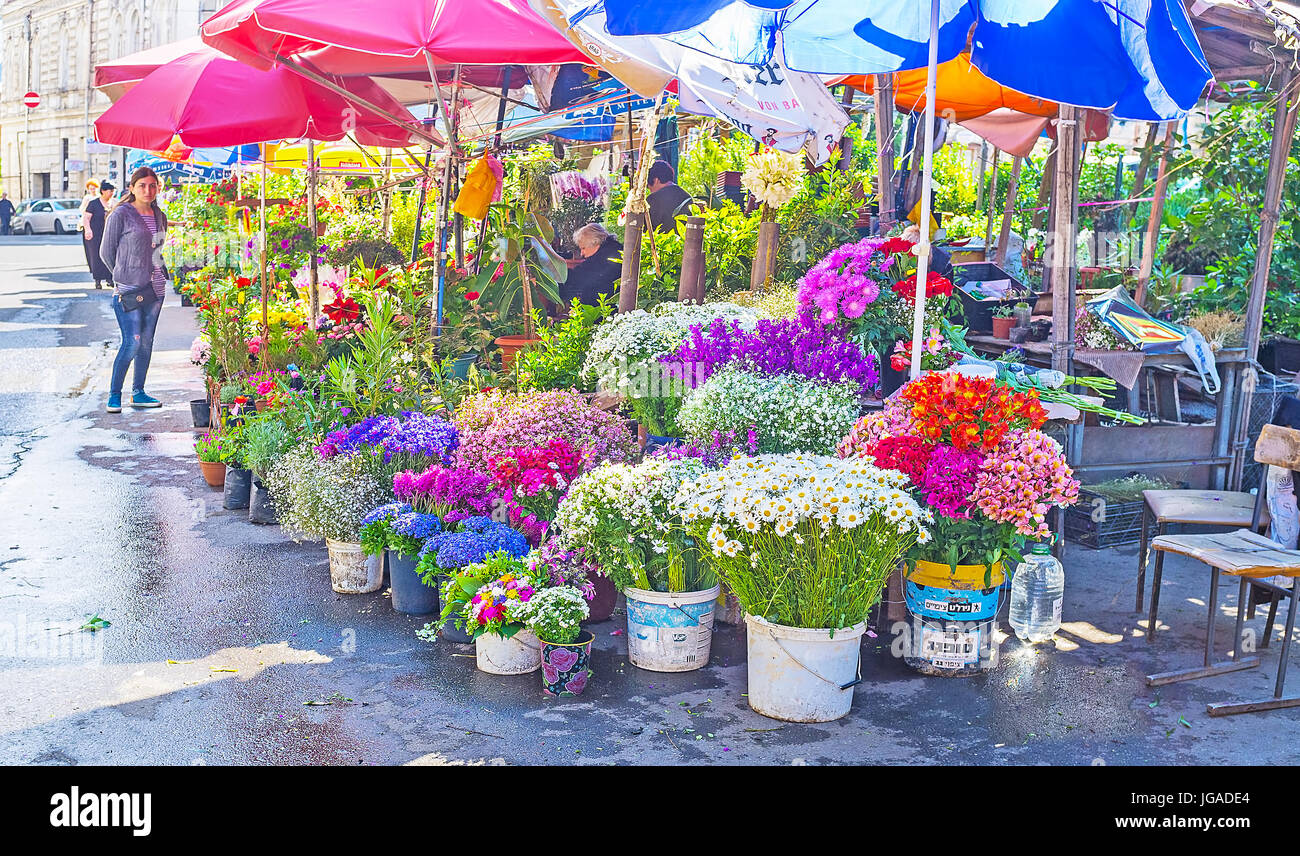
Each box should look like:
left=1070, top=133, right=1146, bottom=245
left=23, top=91, right=39, bottom=108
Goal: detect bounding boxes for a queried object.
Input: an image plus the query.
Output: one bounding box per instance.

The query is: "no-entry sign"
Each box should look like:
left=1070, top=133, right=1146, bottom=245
left=23, top=91, right=39, bottom=108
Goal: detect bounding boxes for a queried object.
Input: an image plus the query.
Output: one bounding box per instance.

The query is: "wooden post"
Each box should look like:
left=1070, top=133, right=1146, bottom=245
left=380, top=148, right=393, bottom=238
left=678, top=215, right=706, bottom=303
left=1235, top=71, right=1300, bottom=487
left=1128, top=123, right=1159, bottom=224
left=618, top=212, right=644, bottom=312
left=982, top=147, right=1001, bottom=257
left=873, top=74, right=896, bottom=231
left=751, top=220, right=780, bottom=293
left=1134, top=122, right=1175, bottom=307
left=1032, top=147, right=1056, bottom=232
left=1049, top=105, right=1080, bottom=380
left=837, top=85, right=854, bottom=171
left=305, top=139, right=320, bottom=329
left=259, top=158, right=268, bottom=337
left=976, top=141, right=988, bottom=211
left=994, top=156, right=1022, bottom=269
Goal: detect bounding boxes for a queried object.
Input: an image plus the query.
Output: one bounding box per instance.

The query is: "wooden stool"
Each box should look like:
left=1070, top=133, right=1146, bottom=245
left=1145, top=529, right=1299, bottom=715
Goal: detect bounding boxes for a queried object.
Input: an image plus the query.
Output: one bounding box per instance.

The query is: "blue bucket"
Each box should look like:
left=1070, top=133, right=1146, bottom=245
left=904, top=579, right=1001, bottom=622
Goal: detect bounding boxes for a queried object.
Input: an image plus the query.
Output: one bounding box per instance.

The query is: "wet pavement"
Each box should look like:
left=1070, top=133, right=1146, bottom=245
left=2, top=236, right=1298, bottom=766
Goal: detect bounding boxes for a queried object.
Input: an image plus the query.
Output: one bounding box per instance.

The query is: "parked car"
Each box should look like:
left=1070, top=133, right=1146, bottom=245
left=11, top=198, right=82, bottom=235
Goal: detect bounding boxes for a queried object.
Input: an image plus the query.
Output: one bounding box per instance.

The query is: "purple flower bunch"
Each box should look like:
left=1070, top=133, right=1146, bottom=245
left=665, top=313, right=879, bottom=395
left=361, top=502, right=413, bottom=528
left=797, top=237, right=892, bottom=324
left=317, top=412, right=458, bottom=465
left=649, top=426, right=760, bottom=468
left=393, top=466, right=498, bottom=523
left=528, top=541, right=597, bottom=602
left=916, top=445, right=984, bottom=519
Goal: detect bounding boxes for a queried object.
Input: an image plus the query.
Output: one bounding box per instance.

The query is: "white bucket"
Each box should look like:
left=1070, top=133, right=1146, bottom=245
left=624, top=585, right=719, bottom=672
left=475, top=628, right=542, bottom=675
left=744, top=614, right=867, bottom=722
left=326, top=538, right=384, bottom=594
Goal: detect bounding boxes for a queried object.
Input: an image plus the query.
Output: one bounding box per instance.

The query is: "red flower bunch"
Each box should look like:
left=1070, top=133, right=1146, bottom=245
left=892, top=270, right=954, bottom=302
left=899, top=372, right=1047, bottom=453
left=488, top=438, right=586, bottom=526
left=867, top=435, right=934, bottom=487
left=464, top=291, right=480, bottom=301
left=880, top=237, right=916, bottom=256
left=323, top=295, right=362, bottom=325
left=235, top=276, right=252, bottom=289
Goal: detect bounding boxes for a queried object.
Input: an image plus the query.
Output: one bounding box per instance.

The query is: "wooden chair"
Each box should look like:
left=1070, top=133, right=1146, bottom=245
left=1144, top=424, right=1300, bottom=716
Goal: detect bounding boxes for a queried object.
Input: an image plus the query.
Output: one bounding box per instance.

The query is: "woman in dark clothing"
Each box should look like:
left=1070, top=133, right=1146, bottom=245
left=561, top=223, right=623, bottom=309
left=81, top=181, right=116, bottom=289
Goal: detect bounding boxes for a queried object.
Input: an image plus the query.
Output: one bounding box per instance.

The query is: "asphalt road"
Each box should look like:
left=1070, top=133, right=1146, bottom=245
left=1, top=235, right=1297, bottom=766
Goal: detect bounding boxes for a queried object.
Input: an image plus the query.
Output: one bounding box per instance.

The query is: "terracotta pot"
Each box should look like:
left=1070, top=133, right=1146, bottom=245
left=199, top=460, right=226, bottom=489
left=584, top=574, right=618, bottom=623
left=254, top=398, right=269, bottom=413
left=991, top=315, right=1016, bottom=340
left=494, top=335, right=541, bottom=372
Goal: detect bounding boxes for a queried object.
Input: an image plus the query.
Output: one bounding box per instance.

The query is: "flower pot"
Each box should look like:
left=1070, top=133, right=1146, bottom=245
left=254, top=398, right=269, bottom=413
left=450, top=351, right=478, bottom=380
left=475, top=628, right=541, bottom=675
left=199, top=460, right=226, bottom=489
left=991, top=315, right=1016, bottom=340
left=540, top=630, right=594, bottom=695
left=222, top=467, right=252, bottom=510
left=1008, top=325, right=1030, bottom=344
left=326, top=538, right=385, bottom=594
left=902, top=559, right=1004, bottom=677
left=624, top=585, right=719, bottom=672
left=180, top=292, right=194, bottom=307
left=584, top=574, right=618, bottom=624
left=388, top=550, right=439, bottom=615
left=744, top=615, right=867, bottom=722
left=494, top=335, right=541, bottom=372
left=435, top=574, right=474, bottom=642
left=248, top=477, right=277, bottom=525
left=1012, top=307, right=1032, bottom=327
left=190, top=398, right=211, bottom=428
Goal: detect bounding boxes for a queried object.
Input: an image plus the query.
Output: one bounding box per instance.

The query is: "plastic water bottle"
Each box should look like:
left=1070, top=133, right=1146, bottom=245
left=1009, top=543, right=1064, bottom=643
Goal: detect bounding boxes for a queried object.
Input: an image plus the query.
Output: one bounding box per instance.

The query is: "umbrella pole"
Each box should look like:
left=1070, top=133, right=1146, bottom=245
left=432, top=63, right=464, bottom=334
left=260, top=157, right=268, bottom=339
left=873, top=73, right=895, bottom=233
left=472, top=67, right=514, bottom=276
left=982, top=147, right=1000, bottom=256
left=307, top=138, right=320, bottom=329
left=908, top=0, right=941, bottom=380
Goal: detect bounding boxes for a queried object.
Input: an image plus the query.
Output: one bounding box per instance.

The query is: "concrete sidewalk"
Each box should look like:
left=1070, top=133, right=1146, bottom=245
left=2, top=238, right=1298, bottom=766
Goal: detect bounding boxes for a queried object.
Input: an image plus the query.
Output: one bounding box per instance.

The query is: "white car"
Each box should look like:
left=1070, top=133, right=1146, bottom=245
left=11, top=198, right=82, bottom=235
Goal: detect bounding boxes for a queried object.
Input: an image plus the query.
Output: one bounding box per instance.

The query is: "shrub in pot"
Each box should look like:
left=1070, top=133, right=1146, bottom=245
left=991, top=306, right=1016, bottom=340
left=679, top=453, right=929, bottom=722
left=195, top=431, right=228, bottom=489
left=265, top=443, right=393, bottom=593
left=220, top=424, right=252, bottom=511
left=242, top=416, right=292, bottom=525
left=518, top=586, right=593, bottom=695
left=553, top=457, right=718, bottom=672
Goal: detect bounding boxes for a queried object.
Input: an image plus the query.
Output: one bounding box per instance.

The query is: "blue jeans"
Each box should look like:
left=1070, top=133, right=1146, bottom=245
left=110, top=294, right=163, bottom=395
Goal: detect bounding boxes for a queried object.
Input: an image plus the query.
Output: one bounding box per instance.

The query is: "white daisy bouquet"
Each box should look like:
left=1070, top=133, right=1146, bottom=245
left=674, top=454, right=930, bottom=630
left=552, top=457, right=712, bottom=593
left=676, top=367, right=860, bottom=456
left=741, top=149, right=806, bottom=216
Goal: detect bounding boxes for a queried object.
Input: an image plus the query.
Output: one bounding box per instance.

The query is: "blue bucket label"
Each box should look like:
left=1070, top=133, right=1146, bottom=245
left=904, top=580, right=1001, bottom=621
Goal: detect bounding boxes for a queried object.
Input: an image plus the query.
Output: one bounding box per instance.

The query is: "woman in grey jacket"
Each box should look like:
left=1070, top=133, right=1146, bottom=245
left=99, top=167, right=168, bottom=412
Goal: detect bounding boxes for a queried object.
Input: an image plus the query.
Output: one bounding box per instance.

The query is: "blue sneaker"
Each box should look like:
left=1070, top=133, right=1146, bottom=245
left=131, top=391, right=162, bottom=408
left=106, top=393, right=122, bottom=413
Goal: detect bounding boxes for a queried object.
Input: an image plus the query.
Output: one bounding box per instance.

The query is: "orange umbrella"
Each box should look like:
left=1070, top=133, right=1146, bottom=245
left=834, top=53, right=1056, bottom=121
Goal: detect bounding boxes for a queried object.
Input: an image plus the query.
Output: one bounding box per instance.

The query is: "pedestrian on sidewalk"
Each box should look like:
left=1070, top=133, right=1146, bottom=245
left=0, top=192, right=13, bottom=235
left=81, top=181, right=115, bottom=290
left=100, top=167, right=168, bottom=412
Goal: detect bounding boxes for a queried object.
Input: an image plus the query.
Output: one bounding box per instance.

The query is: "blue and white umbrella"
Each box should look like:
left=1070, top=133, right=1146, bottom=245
left=590, top=0, right=1211, bottom=122
left=585, top=0, right=1211, bottom=376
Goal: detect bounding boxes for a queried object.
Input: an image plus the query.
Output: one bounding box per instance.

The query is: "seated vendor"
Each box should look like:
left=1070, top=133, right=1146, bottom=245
left=901, top=223, right=953, bottom=279
left=561, top=223, right=623, bottom=308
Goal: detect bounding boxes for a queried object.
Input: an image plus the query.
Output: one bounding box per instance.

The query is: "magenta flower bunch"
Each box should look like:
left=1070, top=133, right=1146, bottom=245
left=393, top=465, right=498, bottom=524
left=915, top=445, right=984, bottom=519
left=797, top=237, right=895, bottom=324
left=453, top=389, right=637, bottom=475
left=665, top=312, right=879, bottom=395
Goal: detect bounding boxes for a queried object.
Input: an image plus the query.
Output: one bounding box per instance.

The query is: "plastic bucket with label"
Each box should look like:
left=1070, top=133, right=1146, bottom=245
left=744, top=615, right=866, bottom=722
left=902, top=560, right=1003, bottom=676
left=624, top=585, right=719, bottom=672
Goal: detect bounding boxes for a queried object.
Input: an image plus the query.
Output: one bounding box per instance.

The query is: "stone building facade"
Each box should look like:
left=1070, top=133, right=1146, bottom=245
left=0, top=0, right=220, bottom=201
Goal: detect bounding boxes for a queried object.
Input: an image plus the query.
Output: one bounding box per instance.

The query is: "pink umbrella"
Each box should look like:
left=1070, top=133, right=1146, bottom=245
left=93, top=45, right=422, bottom=149
left=93, top=36, right=208, bottom=101
left=200, top=0, right=591, bottom=76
